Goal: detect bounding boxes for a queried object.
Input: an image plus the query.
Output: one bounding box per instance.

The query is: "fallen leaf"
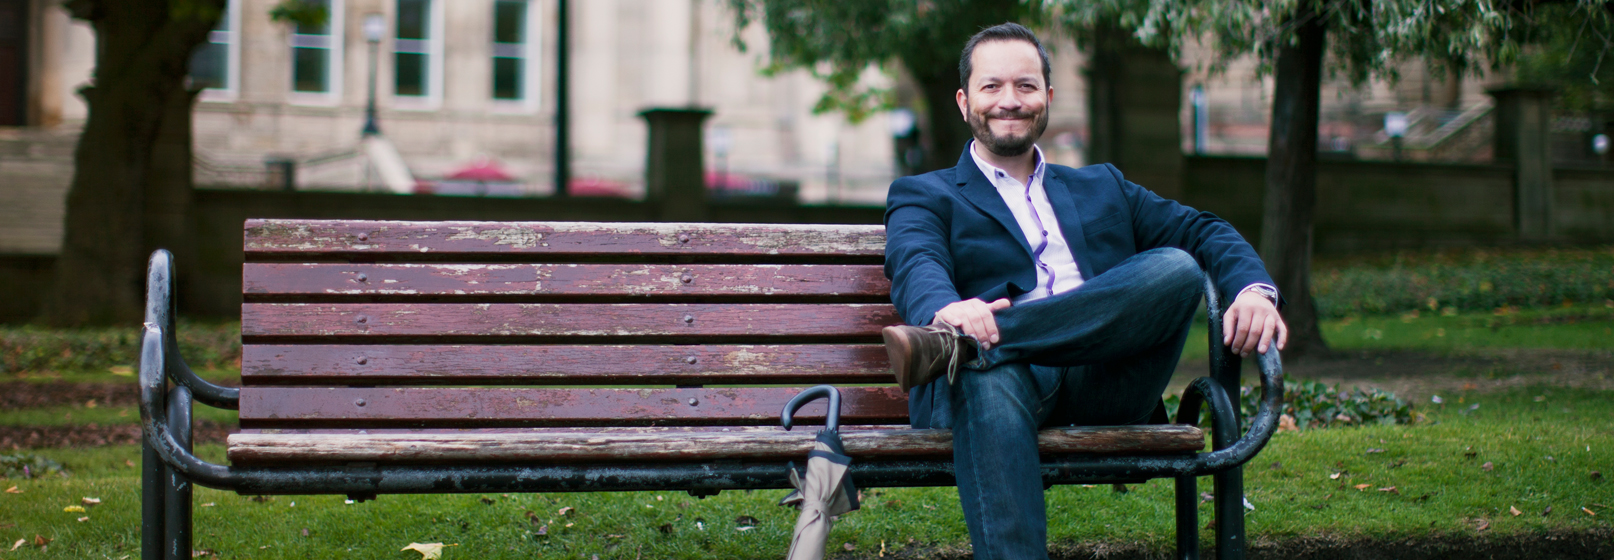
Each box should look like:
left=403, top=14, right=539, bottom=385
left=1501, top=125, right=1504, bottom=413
left=557, top=506, right=574, bottom=516
left=1475, top=519, right=1490, bottom=532
left=200, top=502, right=215, bottom=507
left=1543, top=506, right=1553, bottom=516
left=1329, top=473, right=1341, bottom=480
left=32, top=535, right=49, bottom=547
left=735, top=515, right=759, bottom=527
left=880, top=539, right=887, bottom=557
left=1510, top=506, right=1522, bottom=516
left=85, top=399, right=97, bottom=408
left=400, top=542, right=456, bottom=560
left=1354, top=484, right=1371, bottom=491
left=109, top=366, right=133, bottom=376
left=480, top=497, right=495, bottom=505
left=1377, top=487, right=1398, bottom=494
left=125, top=459, right=136, bottom=468
left=565, top=523, right=574, bottom=528
left=300, top=528, right=309, bottom=537
left=1277, top=414, right=1298, bottom=432
left=1365, top=448, right=1385, bottom=454
left=82, top=497, right=101, bottom=506
left=9, top=539, right=24, bottom=551
left=1482, top=461, right=1494, bottom=471
left=843, top=543, right=856, bottom=551
left=77, top=516, right=89, bottom=522
left=64, top=505, right=86, bottom=513
left=191, top=549, right=216, bottom=557
left=1585, top=507, right=1598, bottom=517
left=604, top=534, right=626, bottom=539
left=4, top=486, right=19, bottom=494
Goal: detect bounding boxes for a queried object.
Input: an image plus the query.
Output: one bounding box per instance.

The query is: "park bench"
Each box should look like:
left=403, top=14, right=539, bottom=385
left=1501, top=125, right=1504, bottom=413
left=140, top=219, right=1282, bottom=560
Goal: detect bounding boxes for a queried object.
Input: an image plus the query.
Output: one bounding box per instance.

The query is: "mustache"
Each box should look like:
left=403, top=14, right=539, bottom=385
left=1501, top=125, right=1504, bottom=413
left=984, top=109, right=1037, bottom=120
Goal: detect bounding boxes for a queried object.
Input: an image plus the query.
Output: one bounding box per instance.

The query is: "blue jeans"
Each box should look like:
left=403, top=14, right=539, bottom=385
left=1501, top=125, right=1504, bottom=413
left=936, top=248, right=1205, bottom=560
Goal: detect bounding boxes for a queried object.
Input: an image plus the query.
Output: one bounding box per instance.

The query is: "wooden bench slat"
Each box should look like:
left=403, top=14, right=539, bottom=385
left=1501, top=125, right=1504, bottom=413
left=238, top=386, right=910, bottom=428
left=226, top=425, right=1207, bottom=464
left=244, top=220, right=885, bottom=260
left=243, top=263, right=891, bottom=300
left=241, top=303, right=899, bottom=340
left=243, top=344, right=890, bottom=385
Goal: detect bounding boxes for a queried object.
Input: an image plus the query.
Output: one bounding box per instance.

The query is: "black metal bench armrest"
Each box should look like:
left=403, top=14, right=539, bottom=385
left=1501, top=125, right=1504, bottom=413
left=145, top=250, right=238, bottom=410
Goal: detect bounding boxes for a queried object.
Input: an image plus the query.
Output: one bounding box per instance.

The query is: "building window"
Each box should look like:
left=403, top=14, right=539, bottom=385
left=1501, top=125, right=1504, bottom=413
left=394, top=0, right=441, bottom=103
left=491, top=0, right=527, bottom=101
left=290, top=0, right=343, bottom=101
left=189, top=0, right=240, bottom=99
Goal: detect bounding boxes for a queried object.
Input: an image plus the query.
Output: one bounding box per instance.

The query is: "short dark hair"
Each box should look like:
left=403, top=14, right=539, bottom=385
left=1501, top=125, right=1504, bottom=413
left=959, top=23, right=1052, bottom=92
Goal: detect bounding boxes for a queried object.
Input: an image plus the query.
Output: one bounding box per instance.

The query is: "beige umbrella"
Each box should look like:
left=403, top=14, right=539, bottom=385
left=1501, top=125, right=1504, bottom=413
left=780, top=386, right=860, bottom=560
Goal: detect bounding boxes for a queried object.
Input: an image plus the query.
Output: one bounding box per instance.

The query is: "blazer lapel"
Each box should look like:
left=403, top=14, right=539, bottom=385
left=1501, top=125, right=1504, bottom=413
left=1041, top=169, right=1094, bottom=280
left=953, top=148, right=1034, bottom=258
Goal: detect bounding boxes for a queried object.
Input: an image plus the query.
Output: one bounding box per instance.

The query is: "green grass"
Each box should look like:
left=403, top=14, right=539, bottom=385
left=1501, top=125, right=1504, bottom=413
left=1178, top=303, right=1614, bottom=364
left=0, top=387, right=1608, bottom=559
left=0, top=404, right=237, bottom=427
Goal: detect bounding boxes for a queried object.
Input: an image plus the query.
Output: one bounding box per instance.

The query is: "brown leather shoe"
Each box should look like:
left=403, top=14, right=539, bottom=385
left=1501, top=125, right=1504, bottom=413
left=882, top=322, right=970, bottom=391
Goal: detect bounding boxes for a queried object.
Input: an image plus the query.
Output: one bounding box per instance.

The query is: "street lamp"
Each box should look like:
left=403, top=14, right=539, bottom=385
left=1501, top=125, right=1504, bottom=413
left=1384, top=111, right=1408, bottom=162
left=362, top=13, right=385, bottom=136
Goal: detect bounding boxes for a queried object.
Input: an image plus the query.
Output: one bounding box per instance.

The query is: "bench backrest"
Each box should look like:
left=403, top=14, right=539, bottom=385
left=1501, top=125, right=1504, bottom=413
left=238, top=220, right=904, bottom=432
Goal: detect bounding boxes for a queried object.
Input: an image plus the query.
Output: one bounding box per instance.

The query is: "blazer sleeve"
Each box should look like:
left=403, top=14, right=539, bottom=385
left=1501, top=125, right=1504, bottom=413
left=883, top=176, right=963, bottom=327
left=1105, top=164, right=1282, bottom=305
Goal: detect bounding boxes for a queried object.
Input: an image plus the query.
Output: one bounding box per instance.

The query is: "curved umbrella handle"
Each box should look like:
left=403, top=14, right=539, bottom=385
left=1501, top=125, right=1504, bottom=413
left=781, top=385, right=841, bottom=432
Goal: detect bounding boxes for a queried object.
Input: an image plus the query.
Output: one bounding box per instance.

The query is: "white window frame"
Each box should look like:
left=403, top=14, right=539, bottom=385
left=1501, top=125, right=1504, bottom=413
left=287, top=0, right=345, bottom=106
left=490, top=0, right=542, bottom=113
left=197, top=0, right=242, bottom=102
left=391, top=0, right=444, bottom=110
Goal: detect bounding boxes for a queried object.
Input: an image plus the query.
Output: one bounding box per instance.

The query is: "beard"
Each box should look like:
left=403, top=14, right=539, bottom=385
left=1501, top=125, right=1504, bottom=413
left=966, top=103, right=1050, bottom=157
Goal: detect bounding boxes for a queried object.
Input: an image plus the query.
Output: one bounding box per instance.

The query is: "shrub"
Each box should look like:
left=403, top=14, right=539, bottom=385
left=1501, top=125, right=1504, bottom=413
left=1312, top=245, right=1614, bottom=319
left=0, top=453, right=67, bottom=479
left=0, top=321, right=240, bottom=375
left=1166, top=380, right=1416, bottom=432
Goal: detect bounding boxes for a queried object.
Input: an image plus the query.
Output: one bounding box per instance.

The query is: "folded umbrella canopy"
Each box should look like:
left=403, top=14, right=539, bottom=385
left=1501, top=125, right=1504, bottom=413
left=780, top=385, right=860, bottom=560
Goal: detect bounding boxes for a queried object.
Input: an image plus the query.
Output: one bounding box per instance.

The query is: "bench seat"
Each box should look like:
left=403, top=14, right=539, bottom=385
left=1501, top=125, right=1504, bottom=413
left=226, top=425, right=1207, bottom=465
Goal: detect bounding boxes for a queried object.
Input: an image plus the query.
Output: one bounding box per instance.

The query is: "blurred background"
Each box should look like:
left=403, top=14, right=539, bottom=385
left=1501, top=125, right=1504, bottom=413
left=0, top=0, right=1612, bottom=325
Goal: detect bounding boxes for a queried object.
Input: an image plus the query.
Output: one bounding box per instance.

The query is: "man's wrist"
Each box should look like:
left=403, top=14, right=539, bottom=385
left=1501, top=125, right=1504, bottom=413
left=1238, top=283, right=1280, bottom=306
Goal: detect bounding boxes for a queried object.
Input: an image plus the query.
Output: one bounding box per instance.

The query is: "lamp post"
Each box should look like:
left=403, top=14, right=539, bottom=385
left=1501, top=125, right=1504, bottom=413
left=1384, top=111, right=1408, bottom=162
left=362, top=14, right=384, bottom=136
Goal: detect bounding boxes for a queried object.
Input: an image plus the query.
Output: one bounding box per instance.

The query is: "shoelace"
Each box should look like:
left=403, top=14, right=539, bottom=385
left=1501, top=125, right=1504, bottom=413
left=924, top=322, right=965, bottom=385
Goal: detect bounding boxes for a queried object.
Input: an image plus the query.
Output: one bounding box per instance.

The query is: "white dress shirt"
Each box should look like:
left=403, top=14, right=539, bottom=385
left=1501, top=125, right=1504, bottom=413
left=969, top=142, right=1082, bottom=304
left=968, top=141, right=1279, bottom=306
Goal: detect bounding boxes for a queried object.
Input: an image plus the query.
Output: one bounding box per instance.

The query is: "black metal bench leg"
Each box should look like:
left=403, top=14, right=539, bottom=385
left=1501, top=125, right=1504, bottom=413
left=164, top=386, right=193, bottom=560
left=1174, top=475, right=1200, bottom=560
left=1214, top=467, right=1245, bottom=560
left=141, top=437, right=165, bottom=560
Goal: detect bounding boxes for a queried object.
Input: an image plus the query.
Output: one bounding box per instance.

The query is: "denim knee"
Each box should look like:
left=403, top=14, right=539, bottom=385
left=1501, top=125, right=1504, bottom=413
left=1135, top=248, right=1204, bottom=293
left=955, top=363, right=1054, bottom=428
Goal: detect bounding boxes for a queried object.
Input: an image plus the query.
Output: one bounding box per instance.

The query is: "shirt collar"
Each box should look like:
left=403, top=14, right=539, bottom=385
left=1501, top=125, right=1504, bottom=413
left=969, top=140, right=1045, bottom=189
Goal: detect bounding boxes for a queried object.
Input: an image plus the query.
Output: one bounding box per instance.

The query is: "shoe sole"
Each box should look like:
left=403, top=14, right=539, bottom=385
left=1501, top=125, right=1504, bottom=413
left=882, top=326, right=918, bottom=392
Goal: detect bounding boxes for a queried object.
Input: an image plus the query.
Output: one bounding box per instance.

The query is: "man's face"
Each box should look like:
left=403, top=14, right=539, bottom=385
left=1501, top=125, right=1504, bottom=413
left=956, top=40, right=1051, bottom=158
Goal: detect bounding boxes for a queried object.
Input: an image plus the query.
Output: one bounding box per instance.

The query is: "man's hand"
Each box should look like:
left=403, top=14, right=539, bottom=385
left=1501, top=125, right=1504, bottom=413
left=933, top=298, right=1012, bottom=350
left=1223, top=291, right=1287, bottom=356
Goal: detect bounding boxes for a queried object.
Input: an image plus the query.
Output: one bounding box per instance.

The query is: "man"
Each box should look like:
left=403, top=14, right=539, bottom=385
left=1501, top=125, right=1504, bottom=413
left=880, top=23, right=1287, bottom=560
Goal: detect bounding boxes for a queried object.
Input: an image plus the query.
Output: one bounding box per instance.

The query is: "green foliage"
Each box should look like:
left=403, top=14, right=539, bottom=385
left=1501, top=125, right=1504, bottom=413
left=1055, top=0, right=1614, bottom=88
left=0, top=321, right=240, bottom=375
left=1312, top=246, right=1614, bottom=319
left=268, top=0, right=329, bottom=29
left=1166, top=380, right=1415, bottom=433
left=0, top=453, right=68, bottom=479
left=1512, top=3, right=1614, bottom=111
left=725, top=0, right=1044, bottom=122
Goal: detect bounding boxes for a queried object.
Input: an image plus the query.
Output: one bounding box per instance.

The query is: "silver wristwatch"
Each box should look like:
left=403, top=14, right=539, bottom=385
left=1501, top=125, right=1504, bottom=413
left=1246, top=284, right=1279, bottom=305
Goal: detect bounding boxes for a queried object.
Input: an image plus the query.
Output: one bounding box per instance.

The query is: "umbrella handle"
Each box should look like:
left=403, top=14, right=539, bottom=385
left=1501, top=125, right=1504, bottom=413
left=781, top=385, right=840, bottom=432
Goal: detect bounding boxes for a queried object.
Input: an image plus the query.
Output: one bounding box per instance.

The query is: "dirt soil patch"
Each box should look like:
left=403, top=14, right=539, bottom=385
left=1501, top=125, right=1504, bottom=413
left=874, top=528, right=1614, bottom=560
left=1, top=421, right=231, bottom=450
left=1172, top=349, right=1614, bottom=402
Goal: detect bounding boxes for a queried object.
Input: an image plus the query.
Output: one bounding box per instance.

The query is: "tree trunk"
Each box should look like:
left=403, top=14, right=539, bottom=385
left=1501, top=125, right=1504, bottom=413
left=911, top=63, right=971, bottom=173
left=1260, top=7, right=1329, bottom=357
left=40, top=0, right=221, bottom=326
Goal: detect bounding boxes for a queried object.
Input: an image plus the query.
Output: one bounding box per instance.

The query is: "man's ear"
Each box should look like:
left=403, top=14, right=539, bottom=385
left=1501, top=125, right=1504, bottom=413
left=955, top=89, right=968, bottom=121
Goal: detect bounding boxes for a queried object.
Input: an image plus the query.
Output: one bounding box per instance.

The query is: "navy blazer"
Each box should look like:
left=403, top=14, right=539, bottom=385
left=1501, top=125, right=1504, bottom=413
left=884, top=148, right=1276, bottom=427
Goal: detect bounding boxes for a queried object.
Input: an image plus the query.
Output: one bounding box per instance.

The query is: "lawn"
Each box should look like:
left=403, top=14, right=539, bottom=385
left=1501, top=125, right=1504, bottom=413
left=0, top=387, right=1608, bottom=559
